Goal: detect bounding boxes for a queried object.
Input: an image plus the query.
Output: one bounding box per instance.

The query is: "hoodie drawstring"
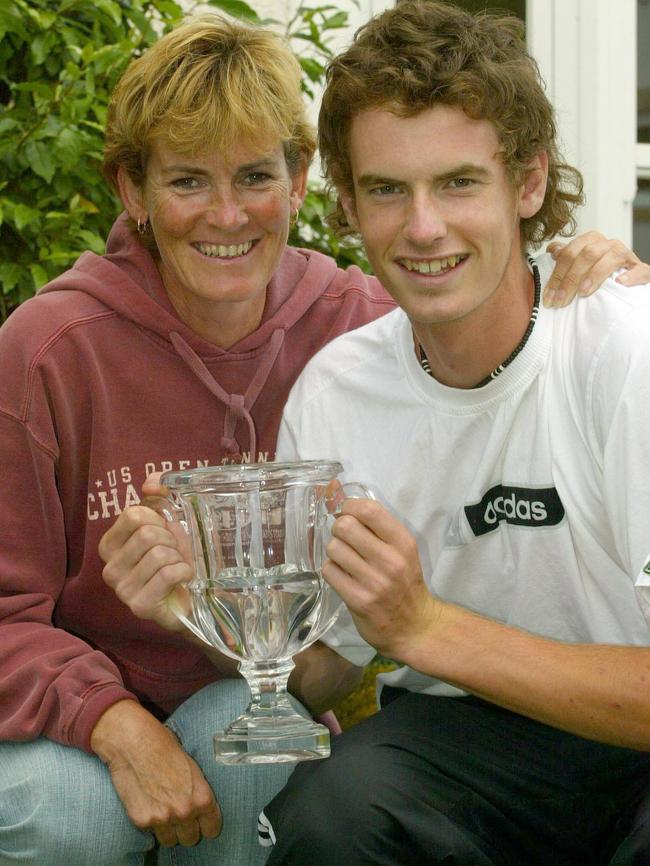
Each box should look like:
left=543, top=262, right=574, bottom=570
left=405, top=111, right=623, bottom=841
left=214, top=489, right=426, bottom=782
left=169, top=329, right=285, bottom=460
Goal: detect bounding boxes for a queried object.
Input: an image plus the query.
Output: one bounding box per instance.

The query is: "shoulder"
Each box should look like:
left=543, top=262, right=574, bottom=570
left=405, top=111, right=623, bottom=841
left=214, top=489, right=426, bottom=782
left=278, top=308, right=407, bottom=460
left=1, top=280, right=113, bottom=360
left=536, top=254, right=650, bottom=436
left=536, top=253, right=650, bottom=365
left=0, top=274, right=116, bottom=422
left=270, top=247, right=395, bottom=351
left=563, top=282, right=650, bottom=367
left=285, top=308, right=405, bottom=408
left=291, top=246, right=393, bottom=304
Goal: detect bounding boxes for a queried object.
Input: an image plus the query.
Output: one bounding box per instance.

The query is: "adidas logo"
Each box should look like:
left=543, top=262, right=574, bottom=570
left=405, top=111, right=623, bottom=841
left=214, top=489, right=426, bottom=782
left=257, top=810, right=276, bottom=847
left=465, top=483, right=565, bottom=537
left=483, top=495, right=548, bottom=524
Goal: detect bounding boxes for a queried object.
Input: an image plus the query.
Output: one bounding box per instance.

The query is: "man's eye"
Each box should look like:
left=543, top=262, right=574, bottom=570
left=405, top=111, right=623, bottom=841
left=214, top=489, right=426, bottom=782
left=370, top=184, right=398, bottom=196
left=449, top=178, right=474, bottom=189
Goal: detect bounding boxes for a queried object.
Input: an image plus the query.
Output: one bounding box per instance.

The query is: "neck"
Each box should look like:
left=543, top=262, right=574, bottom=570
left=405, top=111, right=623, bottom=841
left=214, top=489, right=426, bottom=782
left=414, top=256, right=536, bottom=389
left=167, top=292, right=266, bottom=349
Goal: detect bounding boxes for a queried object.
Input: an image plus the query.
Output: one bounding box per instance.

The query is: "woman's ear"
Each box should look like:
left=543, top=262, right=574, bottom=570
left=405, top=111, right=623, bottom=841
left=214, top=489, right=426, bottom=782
left=289, top=163, right=309, bottom=213
left=518, top=151, right=549, bottom=220
left=116, top=165, right=147, bottom=223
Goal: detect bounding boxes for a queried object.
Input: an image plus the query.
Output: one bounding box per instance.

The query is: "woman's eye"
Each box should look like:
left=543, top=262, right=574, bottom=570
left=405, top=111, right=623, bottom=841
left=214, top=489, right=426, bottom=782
left=244, top=172, right=272, bottom=185
left=171, top=177, right=200, bottom=191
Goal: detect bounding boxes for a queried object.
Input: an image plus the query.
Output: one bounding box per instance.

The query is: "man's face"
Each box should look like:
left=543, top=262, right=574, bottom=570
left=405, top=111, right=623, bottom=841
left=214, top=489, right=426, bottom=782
left=341, top=104, right=544, bottom=329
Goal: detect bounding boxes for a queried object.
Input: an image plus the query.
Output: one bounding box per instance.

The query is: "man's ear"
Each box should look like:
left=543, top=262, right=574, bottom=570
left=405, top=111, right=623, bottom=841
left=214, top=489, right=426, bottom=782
left=340, top=192, right=360, bottom=231
left=518, top=151, right=549, bottom=220
left=116, top=165, right=147, bottom=223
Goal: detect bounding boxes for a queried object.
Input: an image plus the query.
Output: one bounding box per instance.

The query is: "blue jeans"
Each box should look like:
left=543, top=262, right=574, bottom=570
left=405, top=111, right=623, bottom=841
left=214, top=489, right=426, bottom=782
left=0, top=679, right=293, bottom=865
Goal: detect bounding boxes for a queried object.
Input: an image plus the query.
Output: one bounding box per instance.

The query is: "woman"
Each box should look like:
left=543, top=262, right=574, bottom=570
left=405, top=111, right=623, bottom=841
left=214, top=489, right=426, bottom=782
left=0, top=13, right=646, bottom=866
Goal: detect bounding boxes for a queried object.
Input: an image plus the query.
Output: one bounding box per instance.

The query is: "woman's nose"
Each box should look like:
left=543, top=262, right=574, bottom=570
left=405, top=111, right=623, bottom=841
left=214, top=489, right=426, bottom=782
left=204, top=192, right=248, bottom=230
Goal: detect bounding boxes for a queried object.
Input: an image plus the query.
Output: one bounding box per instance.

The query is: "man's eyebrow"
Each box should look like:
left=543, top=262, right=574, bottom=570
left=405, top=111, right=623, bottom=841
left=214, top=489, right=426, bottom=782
left=356, top=163, right=492, bottom=188
left=434, top=163, right=492, bottom=182
left=356, top=173, right=401, bottom=189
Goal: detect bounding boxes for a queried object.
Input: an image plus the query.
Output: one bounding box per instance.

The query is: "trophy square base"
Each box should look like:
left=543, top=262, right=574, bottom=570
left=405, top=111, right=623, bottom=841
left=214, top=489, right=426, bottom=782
left=213, top=719, right=331, bottom=765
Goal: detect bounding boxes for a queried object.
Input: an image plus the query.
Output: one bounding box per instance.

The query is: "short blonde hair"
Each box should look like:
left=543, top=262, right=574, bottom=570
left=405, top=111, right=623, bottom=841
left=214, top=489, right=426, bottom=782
left=103, top=14, right=315, bottom=189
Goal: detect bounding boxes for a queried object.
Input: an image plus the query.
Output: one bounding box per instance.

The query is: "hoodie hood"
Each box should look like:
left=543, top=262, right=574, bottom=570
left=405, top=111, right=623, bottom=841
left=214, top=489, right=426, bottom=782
left=36, top=212, right=351, bottom=460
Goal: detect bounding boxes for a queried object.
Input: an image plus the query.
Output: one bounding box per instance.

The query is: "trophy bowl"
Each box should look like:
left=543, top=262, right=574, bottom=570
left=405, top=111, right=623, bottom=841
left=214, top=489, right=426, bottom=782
left=158, top=460, right=370, bottom=765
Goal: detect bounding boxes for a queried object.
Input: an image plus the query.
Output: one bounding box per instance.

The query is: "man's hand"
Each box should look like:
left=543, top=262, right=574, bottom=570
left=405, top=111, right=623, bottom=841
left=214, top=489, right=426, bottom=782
left=91, top=700, right=222, bottom=847
left=323, top=497, right=437, bottom=662
left=99, top=474, right=193, bottom=633
left=322, top=500, right=650, bottom=751
left=544, top=231, right=650, bottom=306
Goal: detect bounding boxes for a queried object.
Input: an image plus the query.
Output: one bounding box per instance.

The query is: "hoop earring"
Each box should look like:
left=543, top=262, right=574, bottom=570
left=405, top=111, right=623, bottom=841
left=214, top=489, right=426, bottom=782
left=289, top=208, right=299, bottom=228
left=137, top=217, right=149, bottom=236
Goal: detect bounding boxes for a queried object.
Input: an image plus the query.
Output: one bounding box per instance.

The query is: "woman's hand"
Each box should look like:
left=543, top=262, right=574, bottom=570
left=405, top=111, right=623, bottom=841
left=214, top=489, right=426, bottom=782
left=99, top=473, right=193, bottom=633
left=323, top=497, right=437, bottom=662
left=91, top=700, right=222, bottom=848
left=544, top=231, right=650, bottom=306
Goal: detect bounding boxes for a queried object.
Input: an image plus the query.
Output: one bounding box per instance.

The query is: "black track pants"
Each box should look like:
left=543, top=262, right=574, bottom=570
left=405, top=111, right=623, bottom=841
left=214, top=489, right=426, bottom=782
left=261, top=693, right=650, bottom=866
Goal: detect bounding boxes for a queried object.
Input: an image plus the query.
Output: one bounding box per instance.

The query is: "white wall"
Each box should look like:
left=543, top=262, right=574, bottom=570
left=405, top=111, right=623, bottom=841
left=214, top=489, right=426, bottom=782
left=527, top=0, right=637, bottom=244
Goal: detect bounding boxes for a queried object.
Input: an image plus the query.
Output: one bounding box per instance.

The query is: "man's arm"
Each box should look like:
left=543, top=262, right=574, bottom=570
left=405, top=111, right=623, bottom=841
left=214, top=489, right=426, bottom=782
left=324, top=498, right=650, bottom=751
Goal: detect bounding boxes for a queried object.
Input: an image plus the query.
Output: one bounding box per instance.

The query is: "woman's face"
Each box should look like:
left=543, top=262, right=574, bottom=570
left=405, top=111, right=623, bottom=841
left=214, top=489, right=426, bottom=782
left=120, top=138, right=307, bottom=344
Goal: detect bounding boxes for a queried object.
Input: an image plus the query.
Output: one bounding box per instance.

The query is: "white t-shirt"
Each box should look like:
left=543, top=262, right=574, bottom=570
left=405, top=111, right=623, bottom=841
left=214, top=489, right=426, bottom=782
left=277, top=254, right=650, bottom=697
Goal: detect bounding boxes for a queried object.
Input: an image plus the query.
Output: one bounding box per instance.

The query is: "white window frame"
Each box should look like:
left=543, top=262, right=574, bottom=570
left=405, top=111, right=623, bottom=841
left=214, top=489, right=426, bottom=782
left=638, top=145, right=650, bottom=181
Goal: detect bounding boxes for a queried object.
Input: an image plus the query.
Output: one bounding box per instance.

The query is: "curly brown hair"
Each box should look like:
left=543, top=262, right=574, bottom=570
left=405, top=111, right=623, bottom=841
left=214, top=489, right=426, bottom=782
left=319, top=0, right=584, bottom=248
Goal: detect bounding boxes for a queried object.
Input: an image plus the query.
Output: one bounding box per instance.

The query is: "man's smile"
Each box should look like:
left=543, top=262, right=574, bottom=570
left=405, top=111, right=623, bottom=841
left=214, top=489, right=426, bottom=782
left=397, top=254, right=468, bottom=275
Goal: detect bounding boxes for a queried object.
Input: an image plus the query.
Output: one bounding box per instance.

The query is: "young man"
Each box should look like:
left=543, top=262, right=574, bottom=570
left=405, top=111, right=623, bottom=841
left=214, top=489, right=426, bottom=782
left=259, top=2, right=650, bottom=863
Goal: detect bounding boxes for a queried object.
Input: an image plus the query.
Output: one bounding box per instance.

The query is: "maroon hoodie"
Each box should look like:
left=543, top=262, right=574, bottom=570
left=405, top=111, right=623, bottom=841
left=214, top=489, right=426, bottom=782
left=0, top=213, right=394, bottom=753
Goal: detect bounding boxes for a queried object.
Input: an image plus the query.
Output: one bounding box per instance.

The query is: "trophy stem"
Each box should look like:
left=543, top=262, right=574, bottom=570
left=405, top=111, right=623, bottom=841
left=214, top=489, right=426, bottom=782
left=213, top=657, right=331, bottom=765
left=243, top=658, right=295, bottom=709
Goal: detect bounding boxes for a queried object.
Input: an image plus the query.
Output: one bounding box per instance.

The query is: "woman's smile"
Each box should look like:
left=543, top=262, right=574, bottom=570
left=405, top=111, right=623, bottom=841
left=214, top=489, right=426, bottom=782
left=192, top=239, right=256, bottom=259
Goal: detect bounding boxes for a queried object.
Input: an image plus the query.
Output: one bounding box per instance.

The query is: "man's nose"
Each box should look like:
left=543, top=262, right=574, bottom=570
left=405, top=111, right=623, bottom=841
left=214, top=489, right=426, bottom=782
left=403, top=193, right=447, bottom=246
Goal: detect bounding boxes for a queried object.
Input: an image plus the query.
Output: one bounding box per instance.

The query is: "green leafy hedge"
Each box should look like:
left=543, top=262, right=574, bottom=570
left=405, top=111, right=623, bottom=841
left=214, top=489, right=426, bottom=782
left=0, top=0, right=367, bottom=323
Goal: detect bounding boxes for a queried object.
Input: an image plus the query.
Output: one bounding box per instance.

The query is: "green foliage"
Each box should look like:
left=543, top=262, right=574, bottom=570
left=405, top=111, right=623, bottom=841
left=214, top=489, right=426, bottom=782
left=0, top=0, right=368, bottom=323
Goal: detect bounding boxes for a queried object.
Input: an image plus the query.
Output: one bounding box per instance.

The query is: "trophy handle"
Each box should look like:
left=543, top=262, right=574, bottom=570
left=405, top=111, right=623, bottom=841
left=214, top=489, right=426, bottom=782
left=140, top=493, right=213, bottom=646
left=326, top=481, right=376, bottom=515
left=168, top=597, right=214, bottom=646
